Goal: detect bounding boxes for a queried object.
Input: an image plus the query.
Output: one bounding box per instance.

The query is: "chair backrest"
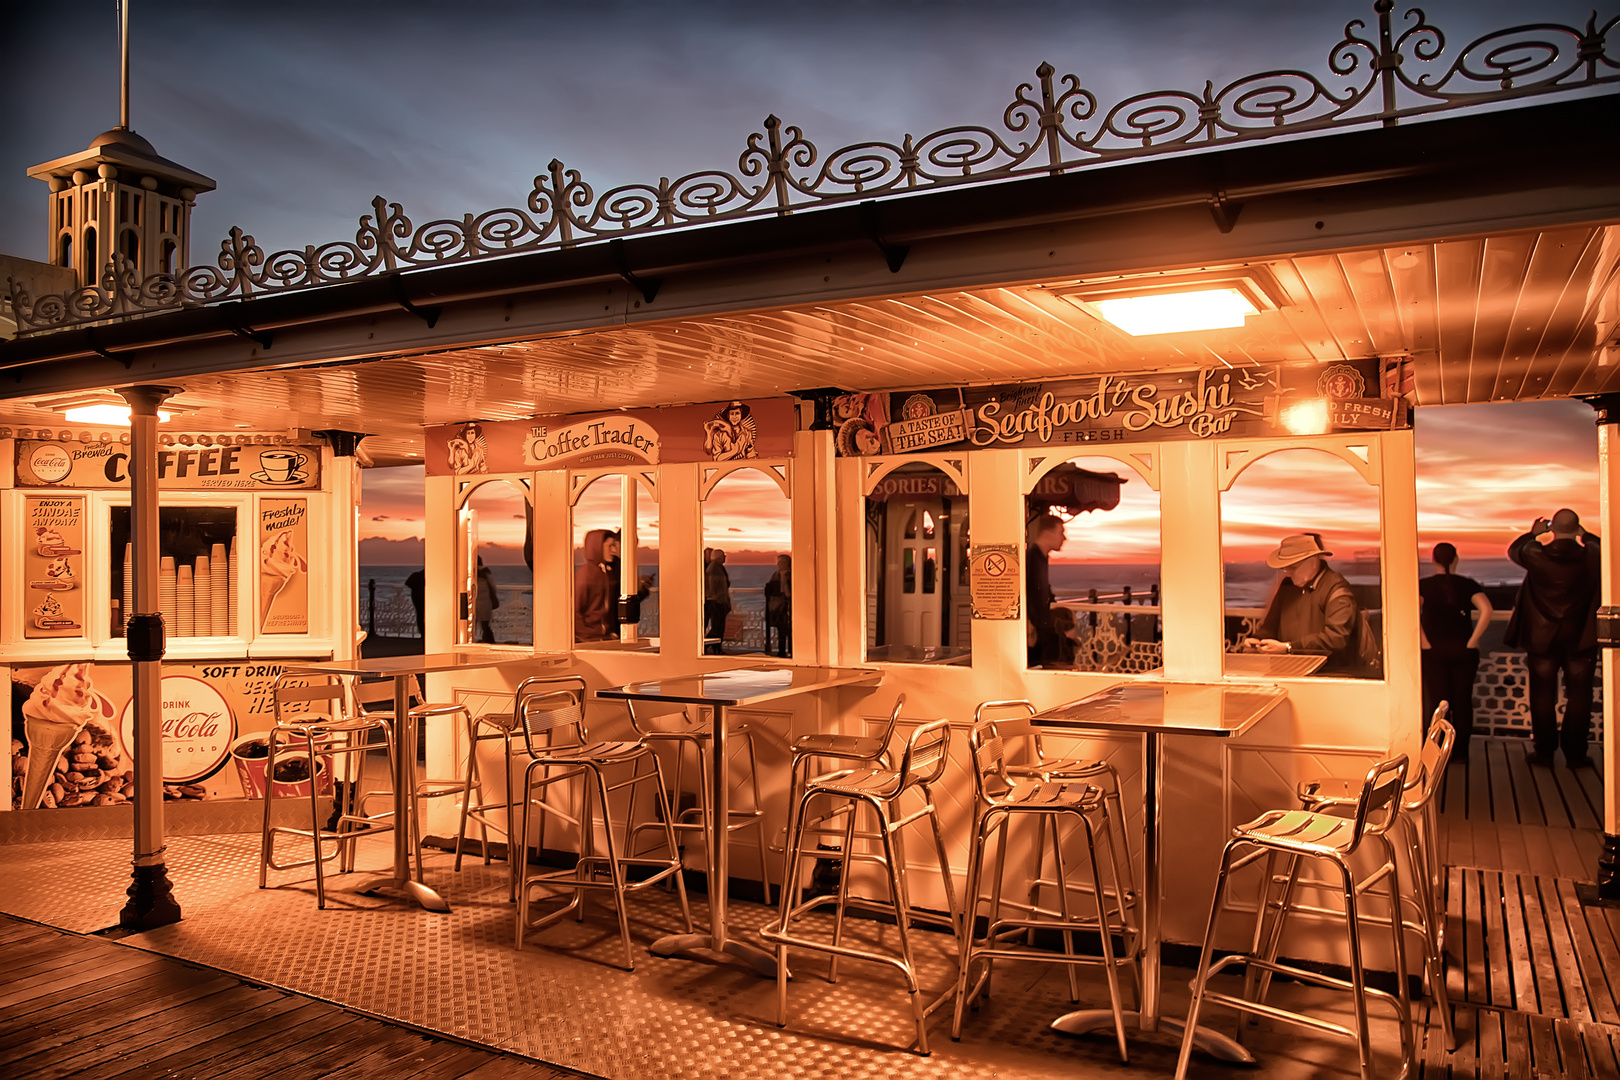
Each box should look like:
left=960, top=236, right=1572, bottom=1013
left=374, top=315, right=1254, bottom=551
left=624, top=698, right=695, bottom=737
left=514, top=674, right=588, bottom=757
left=894, top=719, right=952, bottom=793
left=350, top=676, right=402, bottom=714
left=1404, top=704, right=1455, bottom=814
left=871, top=693, right=906, bottom=757
left=967, top=717, right=1017, bottom=804
left=975, top=698, right=1065, bottom=761
left=1346, top=753, right=1409, bottom=851
left=272, top=672, right=348, bottom=727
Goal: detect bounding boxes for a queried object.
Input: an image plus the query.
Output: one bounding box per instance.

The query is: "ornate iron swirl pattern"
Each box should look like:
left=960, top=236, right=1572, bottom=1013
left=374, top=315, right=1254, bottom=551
left=9, top=2, right=1618, bottom=334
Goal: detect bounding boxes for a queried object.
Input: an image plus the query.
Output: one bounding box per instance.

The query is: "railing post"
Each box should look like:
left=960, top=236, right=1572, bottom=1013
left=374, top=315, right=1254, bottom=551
left=368, top=578, right=376, bottom=636
left=1123, top=584, right=1134, bottom=645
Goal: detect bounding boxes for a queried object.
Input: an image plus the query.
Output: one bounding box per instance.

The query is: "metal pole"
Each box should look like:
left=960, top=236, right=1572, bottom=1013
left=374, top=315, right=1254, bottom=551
left=1583, top=397, right=1620, bottom=901
left=117, top=384, right=180, bottom=930
left=119, top=0, right=130, bottom=130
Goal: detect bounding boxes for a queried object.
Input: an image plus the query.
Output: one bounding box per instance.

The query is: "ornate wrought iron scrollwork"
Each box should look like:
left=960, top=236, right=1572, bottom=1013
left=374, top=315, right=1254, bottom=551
left=9, top=2, right=1617, bottom=334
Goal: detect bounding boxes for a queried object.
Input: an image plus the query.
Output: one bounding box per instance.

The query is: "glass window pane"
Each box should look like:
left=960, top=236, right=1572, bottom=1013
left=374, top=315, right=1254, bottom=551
left=461, top=480, right=531, bottom=646
left=1027, top=457, right=1161, bottom=674
left=571, top=476, right=660, bottom=651
left=1221, top=449, right=1383, bottom=679
left=109, top=505, right=238, bottom=638
left=702, top=468, right=791, bottom=658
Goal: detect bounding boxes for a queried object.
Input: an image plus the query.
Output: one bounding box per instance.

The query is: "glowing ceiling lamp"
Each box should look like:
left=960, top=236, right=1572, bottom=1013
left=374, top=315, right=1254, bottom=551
left=62, top=403, right=172, bottom=424
left=1093, top=288, right=1258, bottom=336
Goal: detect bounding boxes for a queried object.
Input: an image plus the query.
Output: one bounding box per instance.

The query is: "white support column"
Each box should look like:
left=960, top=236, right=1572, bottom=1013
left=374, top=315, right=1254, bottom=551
left=792, top=426, right=837, bottom=666
left=117, top=384, right=181, bottom=930
left=1159, top=440, right=1224, bottom=682
left=1592, top=403, right=1620, bottom=899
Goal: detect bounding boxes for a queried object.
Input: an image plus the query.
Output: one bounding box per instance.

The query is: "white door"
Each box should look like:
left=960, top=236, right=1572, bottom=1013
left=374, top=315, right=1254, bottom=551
left=885, top=499, right=944, bottom=647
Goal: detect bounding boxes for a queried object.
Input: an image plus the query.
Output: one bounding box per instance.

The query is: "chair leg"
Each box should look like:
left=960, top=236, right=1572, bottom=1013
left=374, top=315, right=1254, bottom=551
left=593, top=766, right=637, bottom=971
left=827, top=799, right=860, bottom=984
left=453, top=718, right=479, bottom=872
left=1083, top=812, right=1129, bottom=1065
left=922, top=782, right=960, bottom=944
left=744, top=731, right=773, bottom=907
left=1380, top=836, right=1415, bottom=1072
left=1175, top=840, right=1239, bottom=1080
left=875, top=801, right=928, bottom=1055
left=1338, top=858, right=1376, bottom=1080
left=952, top=808, right=993, bottom=1040
left=306, top=732, right=328, bottom=910
left=1047, top=815, right=1081, bottom=1004
left=649, top=753, right=693, bottom=933
left=259, top=736, right=276, bottom=889
left=516, top=760, right=534, bottom=949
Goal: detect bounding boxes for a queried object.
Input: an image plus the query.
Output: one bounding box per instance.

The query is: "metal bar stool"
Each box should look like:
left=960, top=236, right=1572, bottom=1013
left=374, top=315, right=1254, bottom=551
left=951, top=714, right=1137, bottom=1061
left=973, top=700, right=1138, bottom=969
left=762, top=719, right=960, bottom=1055
left=1297, top=706, right=1456, bottom=1051
left=514, top=674, right=692, bottom=970
left=454, top=695, right=525, bottom=880
left=1175, top=754, right=1414, bottom=1080
left=776, top=693, right=906, bottom=910
left=259, top=672, right=397, bottom=909
left=350, top=676, right=473, bottom=881
left=624, top=697, right=774, bottom=905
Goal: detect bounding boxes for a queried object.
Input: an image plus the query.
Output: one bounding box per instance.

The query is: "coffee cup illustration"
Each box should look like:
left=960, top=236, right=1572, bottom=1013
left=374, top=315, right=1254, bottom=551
left=230, top=734, right=274, bottom=799
left=257, top=450, right=308, bottom=483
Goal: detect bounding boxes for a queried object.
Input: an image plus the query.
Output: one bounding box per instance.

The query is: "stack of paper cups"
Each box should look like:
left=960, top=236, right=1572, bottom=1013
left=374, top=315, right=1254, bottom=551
left=194, top=554, right=212, bottom=636
left=211, top=542, right=228, bottom=636
left=160, top=556, right=177, bottom=630
left=177, top=563, right=194, bottom=637
left=227, top=537, right=238, bottom=635
left=122, top=543, right=133, bottom=634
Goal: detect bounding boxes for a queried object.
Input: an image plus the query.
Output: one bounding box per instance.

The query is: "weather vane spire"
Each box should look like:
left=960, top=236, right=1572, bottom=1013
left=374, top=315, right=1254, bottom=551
left=119, top=0, right=130, bottom=129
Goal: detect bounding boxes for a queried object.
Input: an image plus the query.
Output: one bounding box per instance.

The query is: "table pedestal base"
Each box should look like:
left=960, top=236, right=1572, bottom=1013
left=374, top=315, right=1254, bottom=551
left=356, top=873, right=451, bottom=913
left=650, top=932, right=778, bottom=978
left=1050, top=1009, right=1254, bottom=1063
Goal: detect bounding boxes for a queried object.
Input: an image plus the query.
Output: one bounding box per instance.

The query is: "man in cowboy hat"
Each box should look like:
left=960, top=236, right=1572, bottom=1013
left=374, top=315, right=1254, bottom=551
left=1248, top=533, right=1368, bottom=675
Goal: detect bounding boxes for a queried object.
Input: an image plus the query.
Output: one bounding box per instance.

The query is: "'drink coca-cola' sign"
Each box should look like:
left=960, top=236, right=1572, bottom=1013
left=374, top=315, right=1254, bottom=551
left=117, top=675, right=235, bottom=785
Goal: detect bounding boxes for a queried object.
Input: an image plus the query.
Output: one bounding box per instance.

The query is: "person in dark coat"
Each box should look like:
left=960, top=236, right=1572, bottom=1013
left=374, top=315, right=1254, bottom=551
left=1419, top=542, right=1492, bottom=758
left=574, top=529, right=615, bottom=641
left=601, top=531, right=651, bottom=638
left=1505, top=509, right=1602, bottom=767
left=1026, top=513, right=1066, bottom=668
left=404, top=568, right=425, bottom=637
left=764, top=553, right=792, bottom=658
left=474, top=557, right=499, bottom=644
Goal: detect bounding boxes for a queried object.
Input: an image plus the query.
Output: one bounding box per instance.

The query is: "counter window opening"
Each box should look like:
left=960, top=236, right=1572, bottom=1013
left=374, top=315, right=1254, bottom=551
left=569, top=469, right=659, bottom=651
left=863, top=459, right=971, bottom=665
left=455, top=477, right=533, bottom=647
left=700, top=461, right=791, bottom=659
left=1025, top=453, right=1162, bottom=674
left=1219, top=441, right=1385, bottom=680
left=108, top=505, right=241, bottom=640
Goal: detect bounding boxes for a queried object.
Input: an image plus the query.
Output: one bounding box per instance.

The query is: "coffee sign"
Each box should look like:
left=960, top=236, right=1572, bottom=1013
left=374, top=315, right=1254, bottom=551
left=14, top=440, right=321, bottom=490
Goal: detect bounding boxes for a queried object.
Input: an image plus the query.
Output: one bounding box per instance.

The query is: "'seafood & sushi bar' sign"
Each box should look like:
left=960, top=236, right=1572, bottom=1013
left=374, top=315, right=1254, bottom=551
left=829, top=360, right=1408, bottom=457
left=14, top=439, right=322, bottom=489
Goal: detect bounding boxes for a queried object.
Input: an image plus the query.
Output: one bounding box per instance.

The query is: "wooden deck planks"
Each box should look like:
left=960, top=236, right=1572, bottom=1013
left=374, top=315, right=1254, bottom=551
left=0, top=916, right=580, bottom=1080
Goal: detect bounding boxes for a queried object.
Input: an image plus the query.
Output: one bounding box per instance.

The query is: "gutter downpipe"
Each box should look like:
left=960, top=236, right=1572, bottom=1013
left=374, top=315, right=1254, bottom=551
left=117, top=384, right=182, bottom=930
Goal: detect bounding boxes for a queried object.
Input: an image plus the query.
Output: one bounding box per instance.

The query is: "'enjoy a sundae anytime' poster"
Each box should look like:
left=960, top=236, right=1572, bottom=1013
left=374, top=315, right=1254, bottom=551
left=24, top=496, right=85, bottom=639
left=259, top=499, right=309, bottom=634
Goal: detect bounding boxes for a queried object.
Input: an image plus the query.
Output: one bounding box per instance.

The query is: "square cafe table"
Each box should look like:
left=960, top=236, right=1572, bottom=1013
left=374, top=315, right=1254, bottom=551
left=597, top=664, right=882, bottom=976
left=288, top=650, right=569, bottom=912
left=1031, top=680, right=1288, bottom=1061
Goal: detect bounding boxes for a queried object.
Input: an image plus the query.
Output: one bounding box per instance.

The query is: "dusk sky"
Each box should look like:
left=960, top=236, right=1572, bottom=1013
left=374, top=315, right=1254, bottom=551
left=4, top=2, right=1603, bottom=563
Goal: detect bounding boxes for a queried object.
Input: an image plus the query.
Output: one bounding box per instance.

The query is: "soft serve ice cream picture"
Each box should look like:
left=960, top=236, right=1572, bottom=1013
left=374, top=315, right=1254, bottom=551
left=15, top=664, right=124, bottom=810
left=259, top=499, right=310, bottom=633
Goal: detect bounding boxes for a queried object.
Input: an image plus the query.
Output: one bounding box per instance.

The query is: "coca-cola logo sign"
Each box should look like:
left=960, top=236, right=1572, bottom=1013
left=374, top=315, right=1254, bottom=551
left=119, top=675, right=237, bottom=784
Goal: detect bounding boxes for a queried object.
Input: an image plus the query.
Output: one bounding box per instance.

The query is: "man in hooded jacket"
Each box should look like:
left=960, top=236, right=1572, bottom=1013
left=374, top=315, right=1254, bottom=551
left=574, top=529, right=615, bottom=641
left=1506, top=509, right=1602, bottom=767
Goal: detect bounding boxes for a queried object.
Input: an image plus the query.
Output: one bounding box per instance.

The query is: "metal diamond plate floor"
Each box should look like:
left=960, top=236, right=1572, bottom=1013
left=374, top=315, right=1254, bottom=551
left=0, top=833, right=1410, bottom=1080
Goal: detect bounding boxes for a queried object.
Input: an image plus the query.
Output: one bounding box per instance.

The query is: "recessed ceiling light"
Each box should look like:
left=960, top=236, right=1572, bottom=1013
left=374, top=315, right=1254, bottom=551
left=63, top=404, right=172, bottom=424
left=1093, top=288, right=1258, bottom=336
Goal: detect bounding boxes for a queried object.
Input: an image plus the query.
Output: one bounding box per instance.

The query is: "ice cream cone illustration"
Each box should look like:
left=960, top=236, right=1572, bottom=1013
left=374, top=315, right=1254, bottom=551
left=19, top=664, right=101, bottom=810
left=34, top=526, right=76, bottom=557
left=260, top=531, right=307, bottom=622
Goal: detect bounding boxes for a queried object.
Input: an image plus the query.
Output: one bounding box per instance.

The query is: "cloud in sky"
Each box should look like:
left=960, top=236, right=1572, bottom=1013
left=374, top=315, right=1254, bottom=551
left=2, top=1, right=1592, bottom=258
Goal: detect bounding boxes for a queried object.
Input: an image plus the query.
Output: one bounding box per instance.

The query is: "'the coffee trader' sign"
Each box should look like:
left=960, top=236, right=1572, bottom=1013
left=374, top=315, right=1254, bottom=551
left=832, top=360, right=1405, bottom=457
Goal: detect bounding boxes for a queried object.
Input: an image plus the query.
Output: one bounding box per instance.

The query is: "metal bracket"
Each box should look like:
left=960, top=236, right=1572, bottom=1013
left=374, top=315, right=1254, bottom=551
left=388, top=272, right=442, bottom=328
left=610, top=239, right=661, bottom=304
left=222, top=307, right=273, bottom=349
left=859, top=201, right=909, bottom=273
left=1208, top=189, right=1244, bottom=233
left=314, top=430, right=368, bottom=457
left=84, top=327, right=132, bottom=368
left=788, top=386, right=853, bottom=431
left=126, top=613, right=166, bottom=662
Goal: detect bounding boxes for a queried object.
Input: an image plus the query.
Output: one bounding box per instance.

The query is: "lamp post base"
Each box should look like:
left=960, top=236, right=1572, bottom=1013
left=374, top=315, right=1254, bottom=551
left=120, top=862, right=182, bottom=930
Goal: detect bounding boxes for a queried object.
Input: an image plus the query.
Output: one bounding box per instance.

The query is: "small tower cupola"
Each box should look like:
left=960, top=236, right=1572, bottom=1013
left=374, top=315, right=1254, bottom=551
left=27, top=128, right=215, bottom=288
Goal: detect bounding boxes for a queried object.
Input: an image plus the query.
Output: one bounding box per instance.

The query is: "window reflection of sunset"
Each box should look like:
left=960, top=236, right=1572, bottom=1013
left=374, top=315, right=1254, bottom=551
left=571, top=475, right=662, bottom=558
left=464, top=480, right=529, bottom=553
left=1222, top=450, right=1381, bottom=562
left=1050, top=456, right=1161, bottom=564
left=703, top=469, right=791, bottom=562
